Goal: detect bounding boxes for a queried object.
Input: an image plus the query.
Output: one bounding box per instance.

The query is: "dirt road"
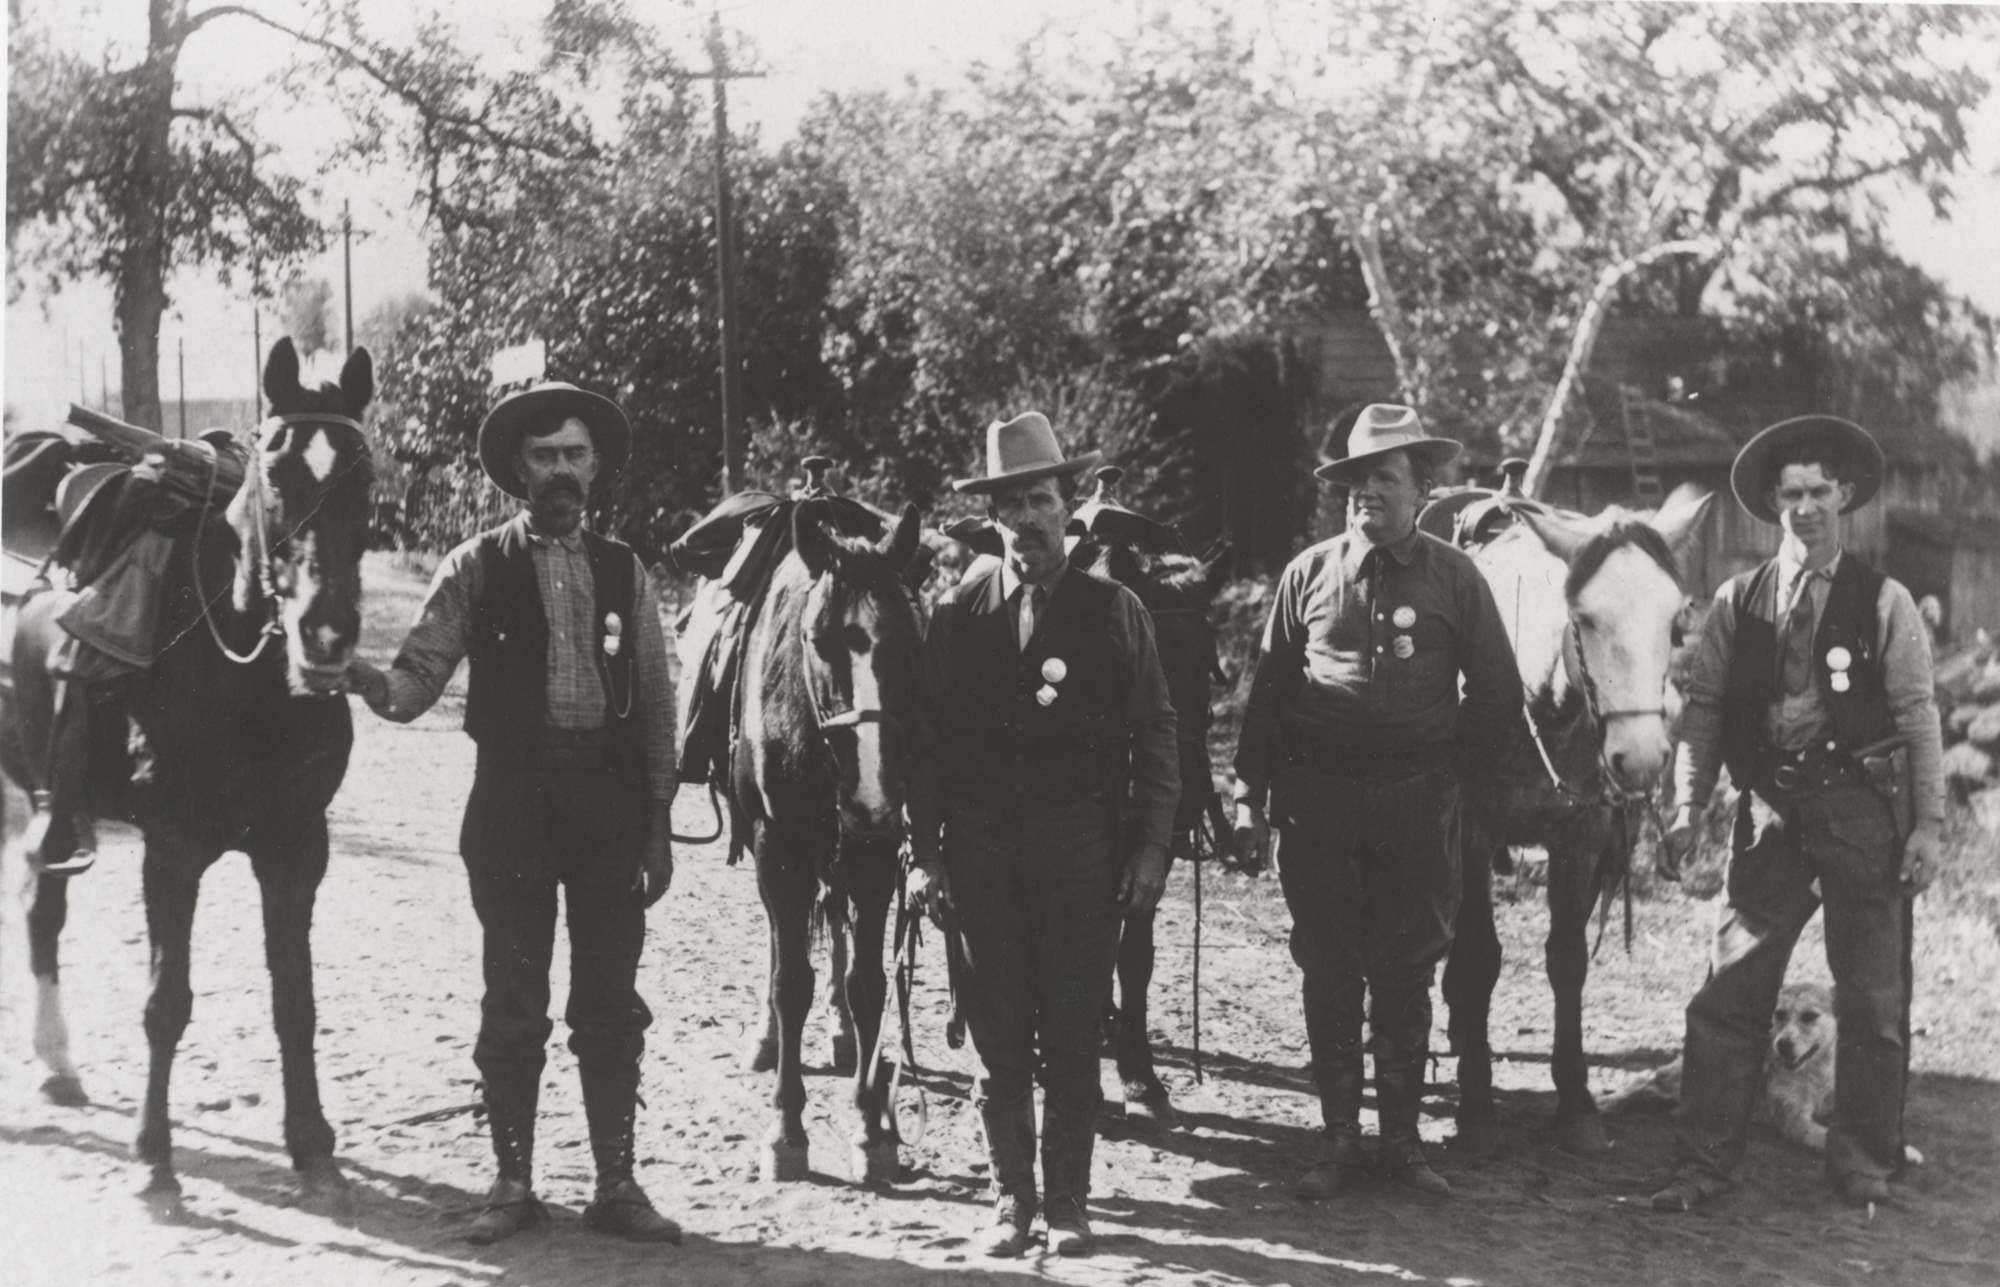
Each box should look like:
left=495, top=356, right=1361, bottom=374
left=4, top=553, right=1998, bottom=1287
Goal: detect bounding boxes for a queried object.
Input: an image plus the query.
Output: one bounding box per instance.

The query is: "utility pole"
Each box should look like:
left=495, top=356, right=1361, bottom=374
left=177, top=332, right=188, bottom=439
left=253, top=303, right=264, bottom=420
left=342, top=199, right=355, bottom=355
left=680, top=12, right=764, bottom=495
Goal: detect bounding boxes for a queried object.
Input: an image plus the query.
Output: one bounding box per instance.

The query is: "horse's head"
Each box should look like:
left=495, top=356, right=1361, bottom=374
left=795, top=501, right=926, bottom=837
left=229, top=337, right=376, bottom=695
left=1516, top=485, right=1712, bottom=791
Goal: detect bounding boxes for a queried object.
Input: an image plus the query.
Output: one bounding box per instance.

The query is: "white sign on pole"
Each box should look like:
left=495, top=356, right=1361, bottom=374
left=489, top=339, right=548, bottom=389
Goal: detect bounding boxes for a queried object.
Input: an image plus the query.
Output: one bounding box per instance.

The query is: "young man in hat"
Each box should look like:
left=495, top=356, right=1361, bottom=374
left=1232, top=403, right=1519, bottom=1199
left=344, top=383, right=682, bottom=1245
left=1651, top=415, right=1945, bottom=1212
left=907, top=412, right=1180, bottom=1257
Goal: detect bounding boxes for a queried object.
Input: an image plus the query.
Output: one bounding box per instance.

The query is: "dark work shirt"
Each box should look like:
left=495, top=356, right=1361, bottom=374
left=1233, top=526, right=1520, bottom=807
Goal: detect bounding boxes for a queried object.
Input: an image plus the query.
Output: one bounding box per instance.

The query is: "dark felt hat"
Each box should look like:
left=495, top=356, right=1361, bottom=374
left=1729, top=414, right=1882, bottom=525
left=477, top=382, right=631, bottom=500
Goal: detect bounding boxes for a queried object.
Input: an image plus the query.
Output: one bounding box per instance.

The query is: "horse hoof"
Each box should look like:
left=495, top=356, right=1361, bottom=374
left=1453, top=1111, right=1502, bottom=1159
left=297, top=1157, right=353, bottom=1208
left=40, top=1074, right=87, bottom=1108
left=1556, top=1114, right=1611, bottom=1156
left=743, top=1036, right=778, bottom=1074
left=851, top=1138, right=901, bottom=1185
left=830, top=1034, right=858, bottom=1075
left=139, top=1171, right=186, bottom=1222
left=762, top=1139, right=810, bottom=1182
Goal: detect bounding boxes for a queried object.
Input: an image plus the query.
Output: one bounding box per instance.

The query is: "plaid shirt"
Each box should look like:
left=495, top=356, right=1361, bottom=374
left=367, top=511, right=677, bottom=802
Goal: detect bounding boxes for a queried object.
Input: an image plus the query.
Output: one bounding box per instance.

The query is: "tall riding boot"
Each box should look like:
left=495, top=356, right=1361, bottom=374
left=1298, top=1043, right=1368, bottom=1199
left=580, top=1065, right=681, bottom=1244
left=1042, top=1093, right=1100, bottom=1257
left=465, top=1080, right=544, bottom=1245
left=24, top=680, right=96, bottom=876
left=975, top=1100, right=1038, bottom=1257
left=1376, top=1039, right=1450, bottom=1197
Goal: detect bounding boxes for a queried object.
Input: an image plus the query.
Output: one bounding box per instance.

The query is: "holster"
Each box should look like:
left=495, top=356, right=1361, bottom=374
left=1853, top=734, right=1914, bottom=843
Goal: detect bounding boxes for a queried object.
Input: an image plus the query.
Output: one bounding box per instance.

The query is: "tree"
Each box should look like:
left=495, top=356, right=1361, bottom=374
left=6, top=0, right=599, bottom=431
left=277, top=275, right=336, bottom=357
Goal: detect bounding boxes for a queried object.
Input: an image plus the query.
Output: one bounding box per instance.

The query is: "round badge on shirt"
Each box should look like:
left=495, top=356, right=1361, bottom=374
left=1041, top=657, right=1068, bottom=684
left=1830, top=672, right=1852, bottom=693
left=1392, top=605, right=1417, bottom=629
left=1393, top=635, right=1415, bottom=660
left=1825, top=646, right=1852, bottom=672
left=1035, top=684, right=1058, bottom=707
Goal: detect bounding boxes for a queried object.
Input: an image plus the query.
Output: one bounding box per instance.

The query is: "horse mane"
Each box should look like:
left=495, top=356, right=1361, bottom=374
left=1561, top=519, right=1682, bottom=603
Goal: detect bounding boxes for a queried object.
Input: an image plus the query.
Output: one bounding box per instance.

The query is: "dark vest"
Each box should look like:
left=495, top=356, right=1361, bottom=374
left=463, top=520, right=643, bottom=781
left=1719, top=553, right=1893, bottom=791
left=939, top=562, right=1127, bottom=812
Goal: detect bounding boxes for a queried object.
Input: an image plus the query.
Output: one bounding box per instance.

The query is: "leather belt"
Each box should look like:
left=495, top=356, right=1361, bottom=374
left=1766, top=742, right=1862, bottom=794
left=1283, top=736, right=1451, bottom=780
left=482, top=727, right=613, bottom=773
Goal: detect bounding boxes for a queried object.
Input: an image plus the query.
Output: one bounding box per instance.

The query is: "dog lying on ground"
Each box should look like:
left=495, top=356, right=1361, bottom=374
left=1605, top=981, right=1923, bottom=1163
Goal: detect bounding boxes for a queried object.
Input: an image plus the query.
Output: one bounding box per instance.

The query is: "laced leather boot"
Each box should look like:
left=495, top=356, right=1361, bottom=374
left=1042, top=1096, right=1100, bottom=1257
left=1297, top=1048, right=1368, bottom=1199
left=974, top=1101, right=1037, bottom=1257
left=465, top=1095, right=543, bottom=1245
left=1377, top=1045, right=1450, bottom=1198
left=581, top=1072, right=681, bottom=1244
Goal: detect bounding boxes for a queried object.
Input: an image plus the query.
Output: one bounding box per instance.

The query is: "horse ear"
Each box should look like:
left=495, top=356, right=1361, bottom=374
left=263, top=338, right=302, bottom=407
left=1650, top=485, right=1713, bottom=553
left=886, top=503, right=921, bottom=573
left=794, top=505, right=836, bottom=579
left=1515, top=502, right=1593, bottom=564
left=339, top=346, right=375, bottom=413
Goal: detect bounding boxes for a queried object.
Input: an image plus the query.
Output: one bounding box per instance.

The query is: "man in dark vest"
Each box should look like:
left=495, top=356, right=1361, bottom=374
left=908, top=412, right=1180, bottom=1258
left=1652, top=415, right=1945, bottom=1212
left=1230, top=403, right=1520, bottom=1200
left=344, top=383, right=681, bottom=1245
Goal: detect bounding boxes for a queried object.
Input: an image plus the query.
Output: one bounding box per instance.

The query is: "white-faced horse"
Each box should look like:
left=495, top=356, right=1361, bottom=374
left=1435, top=484, right=1711, bottom=1156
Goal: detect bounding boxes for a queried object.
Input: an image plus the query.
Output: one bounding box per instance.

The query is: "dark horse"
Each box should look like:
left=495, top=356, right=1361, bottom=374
left=1431, top=483, right=1710, bottom=1155
left=1, top=338, right=375, bottom=1206
left=679, top=490, right=926, bottom=1183
left=1068, top=532, right=1231, bottom=1125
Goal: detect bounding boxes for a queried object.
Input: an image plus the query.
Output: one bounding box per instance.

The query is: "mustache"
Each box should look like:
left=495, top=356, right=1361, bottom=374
left=532, top=476, right=584, bottom=503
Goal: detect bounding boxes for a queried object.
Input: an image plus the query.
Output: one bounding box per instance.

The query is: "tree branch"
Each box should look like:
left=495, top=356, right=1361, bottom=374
left=180, top=4, right=598, bottom=165
left=1523, top=236, right=1721, bottom=498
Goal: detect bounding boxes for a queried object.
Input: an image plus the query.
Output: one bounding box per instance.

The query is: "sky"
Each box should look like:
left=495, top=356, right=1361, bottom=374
left=5, top=0, right=1999, bottom=426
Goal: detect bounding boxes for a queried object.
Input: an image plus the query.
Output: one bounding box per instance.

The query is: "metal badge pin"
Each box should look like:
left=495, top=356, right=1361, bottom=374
left=1393, top=635, right=1415, bottom=660
left=1830, top=671, right=1851, bottom=693
left=603, top=611, right=623, bottom=658
left=1825, top=645, right=1851, bottom=671
left=1041, top=657, right=1068, bottom=684
left=1035, top=684, right=1058, bottom=707
left=1392, top=605, right=1417, bottom=629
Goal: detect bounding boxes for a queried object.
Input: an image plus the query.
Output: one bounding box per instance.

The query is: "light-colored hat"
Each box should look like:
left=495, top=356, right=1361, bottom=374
left=478, top=381, right=631, bottom=500
left=950, top=412, right=1102, bottom=495
left=1314, top=403, right=1462, bottom=484
left=1729, top=414, right=1882, bottom=525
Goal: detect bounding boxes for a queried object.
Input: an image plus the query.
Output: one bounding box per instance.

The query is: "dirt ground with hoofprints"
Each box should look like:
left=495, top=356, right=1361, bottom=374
left=4, top=551, right=1999, bottom=1287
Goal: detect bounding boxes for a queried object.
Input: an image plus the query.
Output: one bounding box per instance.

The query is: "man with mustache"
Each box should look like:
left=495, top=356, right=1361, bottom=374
left=1231, top=403, right=1519, bottom=1199
left=1652, top=416, right=1945, bottom=1212
left=907, top=412, right=1180, bottom=1258
left=345, top=383, right=681, bottom=1246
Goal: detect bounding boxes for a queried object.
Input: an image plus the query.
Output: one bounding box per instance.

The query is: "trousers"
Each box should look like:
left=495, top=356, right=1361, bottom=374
left=458, top=758, right=653, bottom=1114
left=1674, top=782, right=1912, bottom=1184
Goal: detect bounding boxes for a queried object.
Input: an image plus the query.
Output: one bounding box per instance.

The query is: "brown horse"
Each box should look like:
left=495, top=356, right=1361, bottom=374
left=679, top=489, right=927, bottom=1183
left=1, top=338, right=375, bottom=1209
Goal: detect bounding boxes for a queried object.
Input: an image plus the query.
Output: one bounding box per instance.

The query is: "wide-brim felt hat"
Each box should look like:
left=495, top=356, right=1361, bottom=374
left=1730, top=414, right=1882, bottom=525
left=950, top=412, right=1101, bottom=495
left=478, top=382, right=631, bottom=499
left=1314, top=403, right=1462, bottom=484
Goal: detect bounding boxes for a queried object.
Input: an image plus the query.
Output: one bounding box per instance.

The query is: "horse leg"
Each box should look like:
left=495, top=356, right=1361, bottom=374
left=1442, top=837, right=1502, bottom=1157
left=744, top=923, right=780, bottom=1073
left=1115, top=906, right=1178, bottom=1127
left=249, top=819, right=345, bottom=1200
left=754, top=826, right=815, bottom=1180
left=135, top=833, right=206, bottom=1201
left=828, top=922, right=858, bottom=1075
left=842, top=845, right=897, bottom=1183
left=1546, top=815, right=1609, bottom=1155
left=25, top=871, right=86, bottom=1106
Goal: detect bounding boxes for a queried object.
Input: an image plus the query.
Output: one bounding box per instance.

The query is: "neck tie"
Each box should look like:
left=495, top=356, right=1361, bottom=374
left=1016, top=584, right=1044, bottom=652
left=1780, top=568, right=1816, bottom=696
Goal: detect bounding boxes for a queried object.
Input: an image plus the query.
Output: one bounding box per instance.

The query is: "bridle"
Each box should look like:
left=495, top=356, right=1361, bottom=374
left=179, top=412, right=369, bottom=668
left=798, top=569, right=912, bottom=814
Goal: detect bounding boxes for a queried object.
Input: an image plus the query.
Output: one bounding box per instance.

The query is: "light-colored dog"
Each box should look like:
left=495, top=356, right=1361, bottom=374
left=1606, top=981, right=1922, bottom=1163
